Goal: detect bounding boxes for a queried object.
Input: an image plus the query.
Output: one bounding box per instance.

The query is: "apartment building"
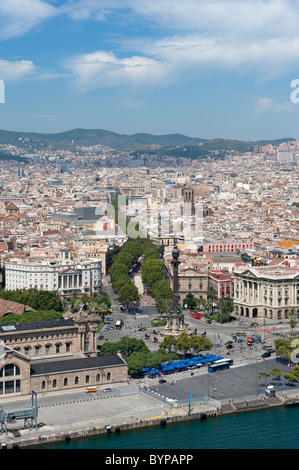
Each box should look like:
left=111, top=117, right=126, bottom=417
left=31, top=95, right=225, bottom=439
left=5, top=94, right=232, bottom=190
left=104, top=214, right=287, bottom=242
left=208, top=269, right=233, bottom=298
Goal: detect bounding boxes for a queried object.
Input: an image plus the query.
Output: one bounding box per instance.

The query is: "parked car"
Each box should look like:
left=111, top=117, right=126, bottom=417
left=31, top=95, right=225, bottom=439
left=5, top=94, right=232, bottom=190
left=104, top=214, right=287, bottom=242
left=99, top=335, right=104, bottom=340
left=159, top=379, right=167, bottom=384
left=104, top=327, right=109, bottom=331
left=250, top=322, right=259, bottom=327
left=110, top=326, right=114, bottom=330
left=139, top=327, right=146, bottom=331
left=103, top=388, right=112, bottom=393
left=106, top=318, right=113, bottom=322
left=261, top=351, right=271, bottom=358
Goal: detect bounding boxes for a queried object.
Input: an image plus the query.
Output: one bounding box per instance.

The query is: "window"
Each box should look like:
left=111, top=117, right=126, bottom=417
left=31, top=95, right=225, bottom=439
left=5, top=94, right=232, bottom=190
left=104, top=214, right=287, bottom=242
left=85, top=375, right=90, bottom=384
left=53, top=379, right=57, bottom=388
left=0, top=364, right=21, bottom=395
left=64, top=378, right=68, bottom=387
left=107, top=372, right=111, bottom=381
left=75, top=376, right=79, bottom=385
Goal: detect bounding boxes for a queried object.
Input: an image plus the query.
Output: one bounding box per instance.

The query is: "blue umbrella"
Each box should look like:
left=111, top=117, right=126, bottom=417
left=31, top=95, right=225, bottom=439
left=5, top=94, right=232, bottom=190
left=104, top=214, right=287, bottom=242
left=148, top=369, right=160, bottom=375
left=142, top=367, right=150, bottom=372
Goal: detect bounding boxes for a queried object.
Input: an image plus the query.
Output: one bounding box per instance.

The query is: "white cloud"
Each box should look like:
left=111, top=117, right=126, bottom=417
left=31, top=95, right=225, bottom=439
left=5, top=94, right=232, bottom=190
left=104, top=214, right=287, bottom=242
left=64, top=50, right=172, bottom=92
left=62, top=0, right=299, bottom=38
left=1, top=0, right=299, bottom=90
left=255, top=97, right=296, bottom=115
left=64, top=33, right=299, bottom=92
left=0, top=58, right=36, bottom=81
left=0, top=0, right=56, bottom=39
left=0, top=58, right=66, bottom=83
left=60, top=1, right=299, bottom=90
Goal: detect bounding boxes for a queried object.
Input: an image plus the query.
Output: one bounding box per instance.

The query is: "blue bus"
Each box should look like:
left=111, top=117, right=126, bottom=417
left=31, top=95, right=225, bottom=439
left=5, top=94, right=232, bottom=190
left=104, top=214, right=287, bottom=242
left=208, top=358, right=234, bottom=373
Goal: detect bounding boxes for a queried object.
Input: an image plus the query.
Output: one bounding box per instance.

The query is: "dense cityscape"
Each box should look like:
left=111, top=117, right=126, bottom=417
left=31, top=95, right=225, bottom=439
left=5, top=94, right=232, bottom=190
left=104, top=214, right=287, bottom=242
left=0, top=133, right=299, bottom=448
left=2, top=0, right=299, bottom=453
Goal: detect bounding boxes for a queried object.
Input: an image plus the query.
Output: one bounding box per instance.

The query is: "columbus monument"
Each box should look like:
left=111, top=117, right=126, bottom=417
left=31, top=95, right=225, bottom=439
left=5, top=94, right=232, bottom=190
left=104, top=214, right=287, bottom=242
left=163, top=244, right=187, bottom=337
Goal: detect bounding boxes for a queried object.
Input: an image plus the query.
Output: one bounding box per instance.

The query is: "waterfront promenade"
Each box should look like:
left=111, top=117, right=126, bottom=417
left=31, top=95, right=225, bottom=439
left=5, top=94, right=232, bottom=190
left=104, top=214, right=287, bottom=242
left=1, top=352, right=299, bottom=448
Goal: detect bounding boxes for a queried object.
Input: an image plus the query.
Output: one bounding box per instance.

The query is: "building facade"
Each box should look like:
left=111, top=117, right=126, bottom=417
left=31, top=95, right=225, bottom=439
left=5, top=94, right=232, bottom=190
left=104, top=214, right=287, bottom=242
left=0, top=309, right=128, bottom=397
left=208, top=269, right=233, bottom=298
left=4, top=249, right=102, bottom=298
left=233, top=266, right=299, bottom=320
left=201, top=240, right=254, bottom=253
left=165, top=264, right=208, bottom=301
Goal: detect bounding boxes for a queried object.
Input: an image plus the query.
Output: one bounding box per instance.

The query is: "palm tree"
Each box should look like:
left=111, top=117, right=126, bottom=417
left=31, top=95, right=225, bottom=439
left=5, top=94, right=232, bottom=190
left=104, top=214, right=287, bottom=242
left=207, top=285, right=218, bottom=314
left=289, top=308, right=297, bottom=333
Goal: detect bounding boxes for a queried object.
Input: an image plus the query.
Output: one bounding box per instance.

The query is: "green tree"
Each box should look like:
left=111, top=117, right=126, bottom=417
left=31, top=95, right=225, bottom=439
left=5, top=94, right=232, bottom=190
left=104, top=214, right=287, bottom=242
left=117, top=282, right=140, bottom=307
left=269, top=367, right=282, bottom=380
left=218, top=298, right=234, bottom=323
left=274, top=337, right=295, bottom=362
left=152, top=279, right=173, bottom=302
left=289, top=308, right=297, bottom=333
left=183, top=293, right=197, bottom=309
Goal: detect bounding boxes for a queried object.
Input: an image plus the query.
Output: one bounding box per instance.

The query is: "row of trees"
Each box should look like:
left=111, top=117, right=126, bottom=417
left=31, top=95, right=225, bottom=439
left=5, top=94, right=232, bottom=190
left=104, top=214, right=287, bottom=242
left=0, top=287, right=63, bottom=312
left=0, top=287, right=112, bottom=325
left=266, top=337, right=299, bottom=384
left=109, top=236, right=167, bottom=308
left=141, top=257, right=173, bottom=314
left=109, top=238, right=143, bottom=307
left=63, top=291, right=111, bottom=316
left=99, top=336, right=177, bottom=376
left=99, top=331, right=213, bottom=376
left=159, top=332, right=213, bottom=356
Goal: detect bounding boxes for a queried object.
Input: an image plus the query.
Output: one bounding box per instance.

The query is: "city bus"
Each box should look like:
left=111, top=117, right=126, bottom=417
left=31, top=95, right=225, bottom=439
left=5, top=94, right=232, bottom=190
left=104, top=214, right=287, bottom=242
left=190, top=311, right=201, bottom=319
left=208, top=358, right=234, bottom=373
left=115, top=320, right=123, bottom=330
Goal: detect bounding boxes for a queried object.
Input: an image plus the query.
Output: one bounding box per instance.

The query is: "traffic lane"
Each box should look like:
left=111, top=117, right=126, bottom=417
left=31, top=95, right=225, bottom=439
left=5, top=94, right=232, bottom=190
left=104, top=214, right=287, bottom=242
left=98, top=325, right=152, bottom=345
left=186, top=317, right=279, bottom=345
left=148, top=358, right=292, bottom=401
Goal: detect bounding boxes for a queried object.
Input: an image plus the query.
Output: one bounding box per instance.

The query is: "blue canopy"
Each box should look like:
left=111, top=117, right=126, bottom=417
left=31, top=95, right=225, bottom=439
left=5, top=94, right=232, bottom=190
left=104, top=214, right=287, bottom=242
left=148, top=369, right=160, bottom=375
left=142, top=367, right=151, bottom=372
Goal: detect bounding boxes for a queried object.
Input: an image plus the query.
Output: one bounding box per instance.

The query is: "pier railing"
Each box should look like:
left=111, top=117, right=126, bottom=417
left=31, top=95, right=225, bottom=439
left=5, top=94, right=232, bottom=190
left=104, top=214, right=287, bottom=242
left=139, top=386, right=221, bottom=410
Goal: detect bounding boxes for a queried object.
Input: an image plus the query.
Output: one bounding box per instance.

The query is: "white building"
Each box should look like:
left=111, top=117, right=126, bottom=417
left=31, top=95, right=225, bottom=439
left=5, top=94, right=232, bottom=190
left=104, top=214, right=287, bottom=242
left=5, top=248, right=102, bottom=297
left=233, top=265, right=299, bottom=321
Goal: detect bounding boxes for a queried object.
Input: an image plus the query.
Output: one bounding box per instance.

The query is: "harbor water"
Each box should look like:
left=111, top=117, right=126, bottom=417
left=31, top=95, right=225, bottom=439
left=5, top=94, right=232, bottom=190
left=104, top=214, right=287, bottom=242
left=32, top=405, right=299, bottom=449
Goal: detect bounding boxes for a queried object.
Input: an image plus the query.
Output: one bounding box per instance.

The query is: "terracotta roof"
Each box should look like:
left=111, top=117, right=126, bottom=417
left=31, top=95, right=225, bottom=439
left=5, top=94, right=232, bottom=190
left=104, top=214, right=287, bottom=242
left=0, top=299, right=35, bottom=317
left=5, top=203, right=19, bottom=210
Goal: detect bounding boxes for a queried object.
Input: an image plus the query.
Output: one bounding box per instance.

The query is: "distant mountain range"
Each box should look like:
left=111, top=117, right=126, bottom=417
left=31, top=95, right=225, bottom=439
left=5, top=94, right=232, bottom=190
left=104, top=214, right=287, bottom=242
left=0, top=127, right=295, bottom=154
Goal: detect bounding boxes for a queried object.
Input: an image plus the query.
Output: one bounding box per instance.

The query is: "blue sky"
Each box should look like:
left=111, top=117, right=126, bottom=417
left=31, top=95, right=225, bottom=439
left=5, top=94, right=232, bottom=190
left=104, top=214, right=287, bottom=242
left=0, top=0, right=299, bottom=141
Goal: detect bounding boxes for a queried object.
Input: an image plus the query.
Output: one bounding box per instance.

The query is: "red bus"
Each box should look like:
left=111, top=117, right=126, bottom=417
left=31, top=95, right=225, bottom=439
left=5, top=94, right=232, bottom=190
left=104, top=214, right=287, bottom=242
left=190, top=311, right=201, bottom=319
left=115, top=320, right=123, bottom=329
